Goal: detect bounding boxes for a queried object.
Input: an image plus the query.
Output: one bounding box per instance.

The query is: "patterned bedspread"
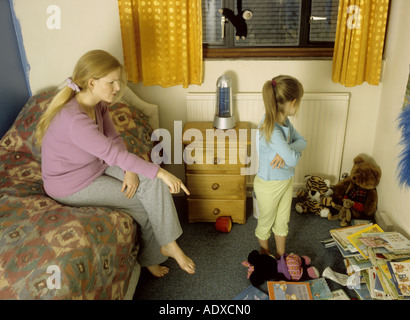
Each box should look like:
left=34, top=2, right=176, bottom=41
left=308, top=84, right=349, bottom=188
left=0, top=91, right=155, bottom=299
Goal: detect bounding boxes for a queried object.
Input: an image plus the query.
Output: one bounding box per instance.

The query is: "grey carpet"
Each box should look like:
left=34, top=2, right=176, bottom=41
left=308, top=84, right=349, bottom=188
left=133, top=196, right=355, bottom=300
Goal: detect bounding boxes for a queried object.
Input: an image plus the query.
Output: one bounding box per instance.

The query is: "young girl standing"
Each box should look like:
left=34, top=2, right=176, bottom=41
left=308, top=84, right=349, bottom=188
left=254, top=75, right=306, bottom=258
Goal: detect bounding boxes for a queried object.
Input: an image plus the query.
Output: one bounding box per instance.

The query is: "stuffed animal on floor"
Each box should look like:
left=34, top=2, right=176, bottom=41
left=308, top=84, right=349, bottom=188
left=246, top=250, right=319, bottom=287
left=219, top=0, right=253, bottom=40
left=328, top=198, right=354, bottom=226
left=332, top=154, right=381, bottom=218
left=295, top=175, right=333, bottom=218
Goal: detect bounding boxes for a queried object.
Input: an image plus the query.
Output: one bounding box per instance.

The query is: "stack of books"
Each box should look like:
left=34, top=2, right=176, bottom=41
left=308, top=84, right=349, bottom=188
left=327, top=222, right=410, bottom=300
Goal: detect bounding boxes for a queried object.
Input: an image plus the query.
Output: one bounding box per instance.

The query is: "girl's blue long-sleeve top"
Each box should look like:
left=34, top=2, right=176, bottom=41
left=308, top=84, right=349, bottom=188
left=257, top=115, right=307, bottom=181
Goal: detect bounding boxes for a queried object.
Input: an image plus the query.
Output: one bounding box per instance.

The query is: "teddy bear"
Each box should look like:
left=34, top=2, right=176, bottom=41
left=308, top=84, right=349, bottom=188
left=245, top=250, right=319, bottom=287
left=295, top=175, right=333, bottom=218
left=328, top=198, right=354, bottom=227
left=219, top=0, right=253, bottom=40
left=332, top=154, right=381, bottom=219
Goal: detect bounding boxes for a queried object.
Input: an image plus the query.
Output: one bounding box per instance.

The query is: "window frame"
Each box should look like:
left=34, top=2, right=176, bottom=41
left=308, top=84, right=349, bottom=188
left=203, top=0, right=336, bottom=59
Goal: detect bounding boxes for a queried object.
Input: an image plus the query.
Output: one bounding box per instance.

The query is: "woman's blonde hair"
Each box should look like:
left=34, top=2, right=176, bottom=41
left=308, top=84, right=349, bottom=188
left=35, top=50, right=127, bottom=148
left=260, top=75, right=304, bottom=143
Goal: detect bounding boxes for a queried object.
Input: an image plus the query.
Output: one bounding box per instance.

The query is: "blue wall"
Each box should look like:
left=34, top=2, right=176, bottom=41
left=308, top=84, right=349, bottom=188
left=0, top=0, right=30, bottom=138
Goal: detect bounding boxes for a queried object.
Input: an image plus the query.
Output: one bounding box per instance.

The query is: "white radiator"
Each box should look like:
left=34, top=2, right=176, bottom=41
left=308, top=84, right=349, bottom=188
left=186, top=92, right=350, bottom=192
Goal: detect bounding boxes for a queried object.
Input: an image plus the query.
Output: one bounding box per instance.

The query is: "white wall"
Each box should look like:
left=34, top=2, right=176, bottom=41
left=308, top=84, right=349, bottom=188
left=12, top=0, right=124, bottom=92
left=372, top=0, right=410, bottom=237
left=12, top=0, right=409, bottom=234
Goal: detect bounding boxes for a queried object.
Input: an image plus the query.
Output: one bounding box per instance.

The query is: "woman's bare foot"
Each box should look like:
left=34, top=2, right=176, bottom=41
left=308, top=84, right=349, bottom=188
left=146, top=265, right=169, bottom=277
left=160, top=241, right=195, bottom=274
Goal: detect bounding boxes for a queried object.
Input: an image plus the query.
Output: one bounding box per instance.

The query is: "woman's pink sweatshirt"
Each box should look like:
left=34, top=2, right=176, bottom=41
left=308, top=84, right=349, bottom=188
left=41, top=97, right=159, bottom=198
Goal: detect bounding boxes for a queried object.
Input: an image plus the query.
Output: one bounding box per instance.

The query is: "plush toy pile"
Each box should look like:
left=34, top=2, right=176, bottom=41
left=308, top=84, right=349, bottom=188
left=330, top=154, right=381, bottom=220
left=328, top=198, right=354, bottom=227
left=245, top=250, right=319, bottom=287
left=295, top=175, right=333, bottom=218
left=296, top=154, right=381, bottom=226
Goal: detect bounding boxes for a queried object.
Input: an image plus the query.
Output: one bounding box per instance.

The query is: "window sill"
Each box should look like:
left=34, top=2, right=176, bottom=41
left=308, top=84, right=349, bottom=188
left=203, top=47, right=334, bottom=59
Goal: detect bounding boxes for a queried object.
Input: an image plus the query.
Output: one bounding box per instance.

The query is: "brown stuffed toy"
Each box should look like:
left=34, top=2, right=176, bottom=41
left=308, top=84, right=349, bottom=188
left=332, top=154, right=381, bottom=219
left=328, top=198, right=354, bottom=226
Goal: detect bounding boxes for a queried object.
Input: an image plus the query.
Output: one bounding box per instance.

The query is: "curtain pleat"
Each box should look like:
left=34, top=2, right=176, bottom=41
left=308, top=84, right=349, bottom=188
left=118, top=0, right=203, bottom=88
left=332, top=0, right=389, bottom=87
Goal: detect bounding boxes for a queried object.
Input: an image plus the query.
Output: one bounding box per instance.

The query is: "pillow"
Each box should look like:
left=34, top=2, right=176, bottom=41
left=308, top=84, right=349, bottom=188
left=109, top=102, right=155, bottom=162
left=0, top=91, right=56, bottom=162
left=0, top=91, right=155, bottom=163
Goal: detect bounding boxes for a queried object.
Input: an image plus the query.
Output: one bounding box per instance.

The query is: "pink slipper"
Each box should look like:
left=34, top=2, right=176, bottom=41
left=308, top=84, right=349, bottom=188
left=301, top=256, right=311, bottom=266
left=307, top=266, right=319, bottom=279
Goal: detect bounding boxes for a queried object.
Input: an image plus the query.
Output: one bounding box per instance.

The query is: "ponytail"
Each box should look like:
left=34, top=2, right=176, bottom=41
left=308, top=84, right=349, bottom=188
left=35, top=86, right=75, bottom=148
left=260, top=80, right=277, bottom=143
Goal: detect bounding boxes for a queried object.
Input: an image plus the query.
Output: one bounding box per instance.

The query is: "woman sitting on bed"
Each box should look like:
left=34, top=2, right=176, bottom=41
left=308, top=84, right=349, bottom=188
left=35, top=49, right=195, bottom=277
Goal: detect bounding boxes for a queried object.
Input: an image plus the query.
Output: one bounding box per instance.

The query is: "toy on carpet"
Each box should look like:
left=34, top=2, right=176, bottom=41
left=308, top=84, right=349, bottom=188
left=219, top=0, right=253, bottom=40
left=215, top=216, right=232, bottom=233
left=295, top=175, right=333, bottom=218
left=244, top=250, right=319, bottom=287
left=331, top=154, right=381, bottom=219
left=328, top=198, right=354, bottom=227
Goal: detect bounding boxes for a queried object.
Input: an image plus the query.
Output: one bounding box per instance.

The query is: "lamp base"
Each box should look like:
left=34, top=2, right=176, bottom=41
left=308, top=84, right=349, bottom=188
left=213, top=115, right=236, bottom=130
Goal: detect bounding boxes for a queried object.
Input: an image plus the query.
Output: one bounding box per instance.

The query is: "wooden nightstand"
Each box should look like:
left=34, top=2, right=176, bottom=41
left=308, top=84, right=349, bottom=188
left=182, top=121, right=251, bottom=224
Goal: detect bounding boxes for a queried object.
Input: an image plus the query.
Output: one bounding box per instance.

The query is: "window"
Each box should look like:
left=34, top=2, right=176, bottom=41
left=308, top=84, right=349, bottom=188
left=202, top=0, right=339, bottom=58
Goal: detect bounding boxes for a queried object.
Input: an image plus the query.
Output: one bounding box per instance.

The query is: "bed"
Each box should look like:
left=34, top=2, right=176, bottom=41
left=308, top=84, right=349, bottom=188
left=0, top=85, right=159, bottom=299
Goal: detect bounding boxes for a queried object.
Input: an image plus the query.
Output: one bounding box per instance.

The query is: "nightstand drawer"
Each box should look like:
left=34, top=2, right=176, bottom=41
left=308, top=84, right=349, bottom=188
left=186, top=173, right=246, bottom=199
left=185, top=147, right=247, bottom=173
left=187, top=199, right=246, bottom=224
left=183, top=121, right=251, bottom=225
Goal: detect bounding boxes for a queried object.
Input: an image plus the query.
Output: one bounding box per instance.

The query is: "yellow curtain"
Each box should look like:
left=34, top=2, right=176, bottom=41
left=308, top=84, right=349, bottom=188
left=332, top=0, right=389, bottom=87
left=118, top=0, right=203, bottom=88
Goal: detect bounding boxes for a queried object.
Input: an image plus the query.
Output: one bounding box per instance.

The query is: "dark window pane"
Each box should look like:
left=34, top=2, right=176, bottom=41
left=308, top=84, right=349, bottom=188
left=309, top=0, right=339, bottom=42
left=234, top=0, right=302, bottom=47
left=202, top=0, right=224, bottom=45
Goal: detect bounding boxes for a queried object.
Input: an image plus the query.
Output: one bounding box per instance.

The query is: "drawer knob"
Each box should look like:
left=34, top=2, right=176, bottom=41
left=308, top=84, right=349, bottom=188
left=213, top=208, right=220, bottom=215
left=211, top=183, right=220, bottom=190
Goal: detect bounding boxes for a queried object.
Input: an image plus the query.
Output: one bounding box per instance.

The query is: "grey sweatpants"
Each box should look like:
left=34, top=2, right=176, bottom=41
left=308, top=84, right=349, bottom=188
left=53, top=166, right=183, bottom=267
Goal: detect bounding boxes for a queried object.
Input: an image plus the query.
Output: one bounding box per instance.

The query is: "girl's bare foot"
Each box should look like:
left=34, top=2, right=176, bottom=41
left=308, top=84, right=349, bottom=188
left=146, top=265, right=170, bottom=277
left=258, top=238, right=270, bottom=255
left=160, top=241, right=195, bottom=274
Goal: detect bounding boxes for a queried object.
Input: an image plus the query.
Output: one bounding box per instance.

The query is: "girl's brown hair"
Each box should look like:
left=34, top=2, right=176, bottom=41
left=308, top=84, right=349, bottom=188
left=35, top=50, right=127, bottom=148
left=260, top=75, right=304, bottom=142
